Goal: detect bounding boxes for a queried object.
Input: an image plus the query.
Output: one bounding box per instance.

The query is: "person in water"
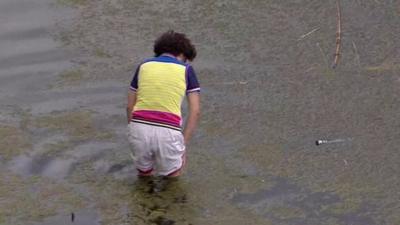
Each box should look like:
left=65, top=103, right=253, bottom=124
left=126, top=30, right=201, bottom=177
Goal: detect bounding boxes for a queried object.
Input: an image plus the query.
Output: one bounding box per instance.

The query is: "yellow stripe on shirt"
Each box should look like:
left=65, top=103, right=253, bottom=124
left=133, top=61, right=186, bottom=116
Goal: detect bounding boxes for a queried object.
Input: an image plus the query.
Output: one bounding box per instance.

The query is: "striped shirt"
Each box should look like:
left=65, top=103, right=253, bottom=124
left=130, top=55, right=200, bottom=131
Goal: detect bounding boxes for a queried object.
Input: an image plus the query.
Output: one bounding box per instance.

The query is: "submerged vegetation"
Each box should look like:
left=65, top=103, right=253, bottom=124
left=34, top=111, right=113, bottom=141
left=56, top=0, right=87, bottom=7
left=1, top=0, right=398, bottom=224
left=0, top=172, right=86, bottom=225
left=0, top=125, right=30, bottom=161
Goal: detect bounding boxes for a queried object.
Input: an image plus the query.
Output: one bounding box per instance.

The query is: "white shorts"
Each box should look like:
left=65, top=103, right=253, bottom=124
left=127, top=122, right=186, bottom=176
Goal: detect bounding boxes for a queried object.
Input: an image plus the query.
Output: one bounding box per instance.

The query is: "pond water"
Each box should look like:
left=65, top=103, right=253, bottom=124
left=0, top=0, right=399, bottom=225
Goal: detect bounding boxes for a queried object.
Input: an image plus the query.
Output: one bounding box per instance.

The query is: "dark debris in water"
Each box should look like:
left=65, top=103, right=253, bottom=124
left=150, top=216, right=176, bottom=225
left=107, top=163, right=126, bottom=173
left=173, top=194, right=188, bottom=204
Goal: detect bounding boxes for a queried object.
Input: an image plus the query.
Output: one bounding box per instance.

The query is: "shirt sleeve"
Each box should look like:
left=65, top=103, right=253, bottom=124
left=129, top=65, right=140, bottom=91
left=186, top=65, right=200, bottom=94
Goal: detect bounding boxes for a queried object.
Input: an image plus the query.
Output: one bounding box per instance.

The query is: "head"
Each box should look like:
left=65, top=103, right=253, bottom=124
left=154, top=30, right=197, bottom=62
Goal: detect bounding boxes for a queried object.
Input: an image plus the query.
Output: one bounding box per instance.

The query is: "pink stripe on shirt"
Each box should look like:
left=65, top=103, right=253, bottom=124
left=132, top=110, right=181, bottom=127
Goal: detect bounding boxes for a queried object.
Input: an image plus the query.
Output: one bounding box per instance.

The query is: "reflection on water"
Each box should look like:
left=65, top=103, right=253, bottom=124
left=232, top=177, right=376, bottom=225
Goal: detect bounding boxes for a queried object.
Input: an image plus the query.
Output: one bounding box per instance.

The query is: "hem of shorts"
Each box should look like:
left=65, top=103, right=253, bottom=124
left=131, top=119, right=182, bottom=131
left=166, top=167, right=182, bottom=177
left=137, top=168, right=153, bottom=173
left=166, top=152, right=186, bottom=176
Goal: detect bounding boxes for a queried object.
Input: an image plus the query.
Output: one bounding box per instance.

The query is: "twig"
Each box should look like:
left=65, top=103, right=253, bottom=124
left=297, top=27, right=320, bottom=41
left=332, top=0, right=342, bottom=69
left=352, top=41, right=361, bottom=69
left=305, top=66, right=316, bottom=73
left=205, top=81, right=250, bottom=86
left=316, top=42, right=329, bottom=68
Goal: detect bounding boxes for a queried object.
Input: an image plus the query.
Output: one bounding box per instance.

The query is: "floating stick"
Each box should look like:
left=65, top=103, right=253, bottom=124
left=297, top=27, right=320, bottom=41
left=332, top=0, right=342, bottom=69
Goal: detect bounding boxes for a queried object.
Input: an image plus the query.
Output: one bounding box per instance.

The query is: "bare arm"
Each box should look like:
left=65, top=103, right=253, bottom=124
left=126, top=90, right=137, bottom=123
left=183, top=92, right=200, bottom=144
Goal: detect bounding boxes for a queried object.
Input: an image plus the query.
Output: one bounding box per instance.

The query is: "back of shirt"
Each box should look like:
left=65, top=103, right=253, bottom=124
left=130, top=55, right=200, bottom=131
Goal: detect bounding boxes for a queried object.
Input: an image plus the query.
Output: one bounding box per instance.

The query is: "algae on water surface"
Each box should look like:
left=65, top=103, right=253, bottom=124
left=1, top=0, right=399, bottom=224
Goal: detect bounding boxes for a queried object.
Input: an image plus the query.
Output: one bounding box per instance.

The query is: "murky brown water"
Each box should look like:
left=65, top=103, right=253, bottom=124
left=1, top=0, right=399, bottom=225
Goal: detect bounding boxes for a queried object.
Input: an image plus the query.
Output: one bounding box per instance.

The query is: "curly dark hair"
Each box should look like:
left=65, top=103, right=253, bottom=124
left=154, top=30, right=197, bottom=61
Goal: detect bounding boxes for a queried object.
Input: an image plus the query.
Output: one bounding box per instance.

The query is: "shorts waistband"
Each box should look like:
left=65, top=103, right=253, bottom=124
left=131, top=119, right=182, bottom=132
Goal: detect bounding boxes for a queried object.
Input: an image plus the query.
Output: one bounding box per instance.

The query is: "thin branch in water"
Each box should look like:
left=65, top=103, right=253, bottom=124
left=297, top=27, right=320, bottom=41
left=352, top=41, right=361, bottom=69
left=332, top=0, right=342, bottom=69
left=317, top=42, right=329, bottom=68
left=206, top=81, right=251, bottom=86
